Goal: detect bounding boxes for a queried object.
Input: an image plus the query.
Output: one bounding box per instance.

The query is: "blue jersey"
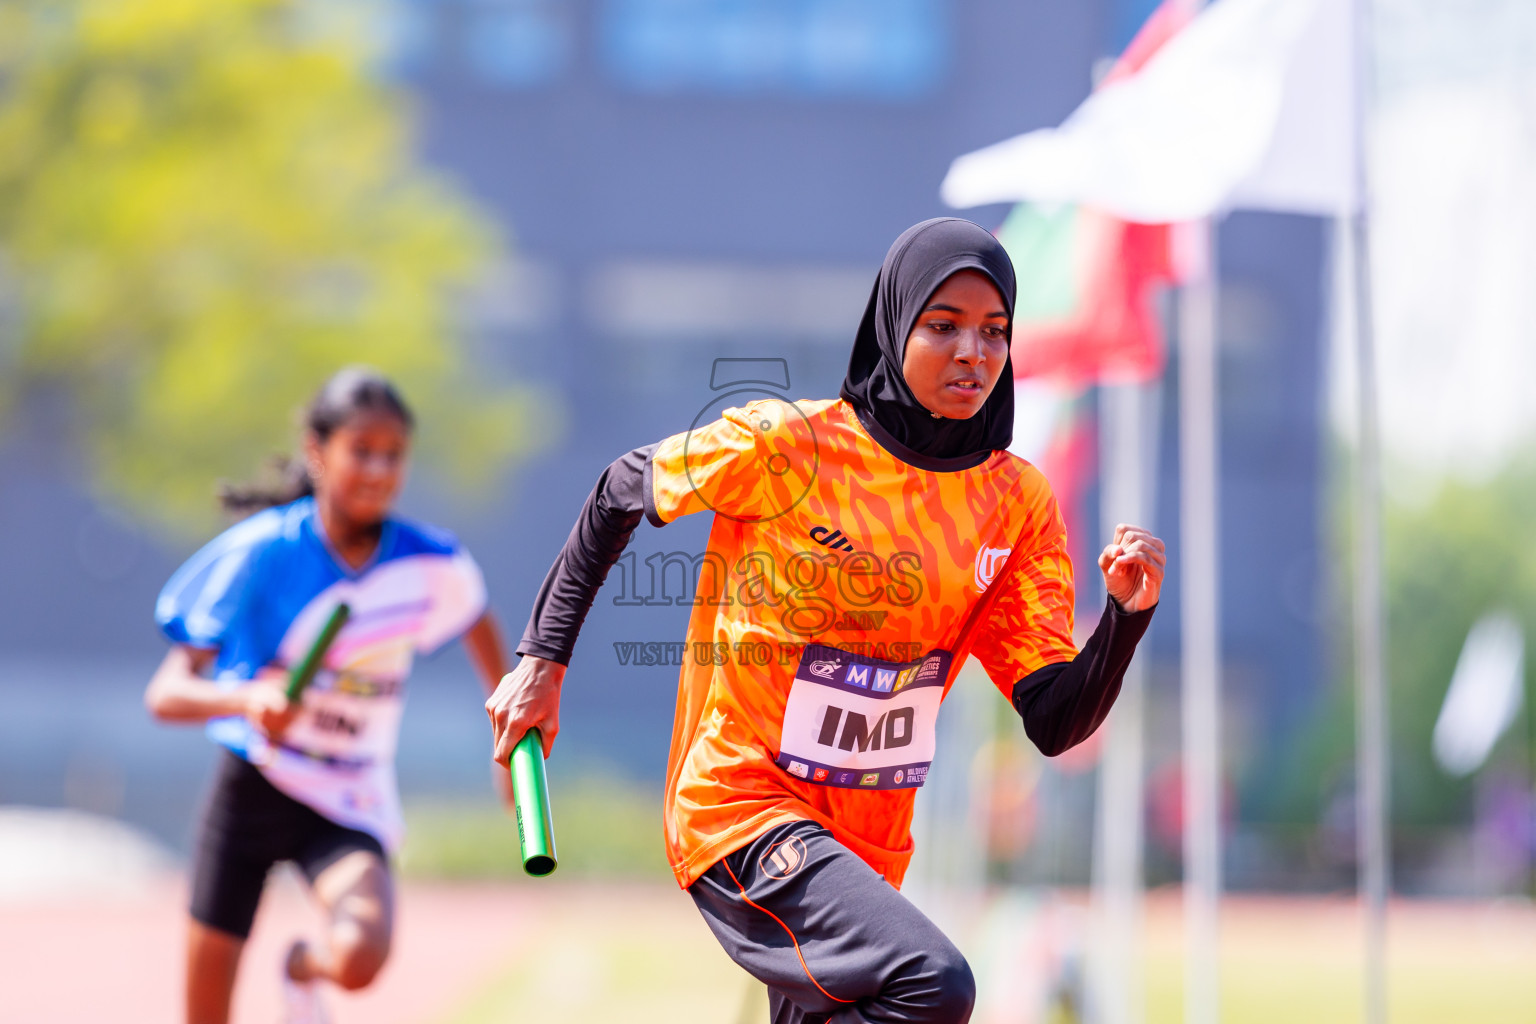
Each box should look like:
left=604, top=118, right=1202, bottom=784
left=156, top=497, right=486, bottom=849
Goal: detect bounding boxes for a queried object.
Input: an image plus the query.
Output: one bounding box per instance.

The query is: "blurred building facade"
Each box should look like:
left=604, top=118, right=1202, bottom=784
left=0, top=0, right=1331, bottom=886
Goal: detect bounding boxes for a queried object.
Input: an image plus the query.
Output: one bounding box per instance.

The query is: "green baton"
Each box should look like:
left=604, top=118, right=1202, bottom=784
left=509, top=728, right=557, bottom=876
left=286, top=603, right=351, bottom=702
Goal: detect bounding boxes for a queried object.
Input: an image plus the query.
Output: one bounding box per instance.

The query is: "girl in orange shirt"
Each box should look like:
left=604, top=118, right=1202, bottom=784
left=489, top=219, right=1164, bottom=1023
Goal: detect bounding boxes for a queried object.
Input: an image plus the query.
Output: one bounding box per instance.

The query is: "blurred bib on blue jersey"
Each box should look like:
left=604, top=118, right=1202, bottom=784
left=775, top=645, right=951, bottom=790
left=158, top=497, right=487, bottom=852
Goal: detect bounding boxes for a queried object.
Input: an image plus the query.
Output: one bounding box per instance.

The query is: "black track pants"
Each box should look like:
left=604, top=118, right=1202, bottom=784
left=689, top=821, right=974, bottom=1024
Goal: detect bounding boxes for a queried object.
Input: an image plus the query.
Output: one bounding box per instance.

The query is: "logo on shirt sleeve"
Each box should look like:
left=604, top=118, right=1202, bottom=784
left=975, top=546, right=1012, bottom=592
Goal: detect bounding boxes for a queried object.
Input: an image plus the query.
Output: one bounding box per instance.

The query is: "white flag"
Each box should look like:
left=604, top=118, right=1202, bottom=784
left=1433, top=612, right=1526, bottom=778
left=940, top=0, right=1359, bottom=222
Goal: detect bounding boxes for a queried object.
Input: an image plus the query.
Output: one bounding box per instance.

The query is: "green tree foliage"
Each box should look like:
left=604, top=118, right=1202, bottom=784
left=1246, top=450, right=1536, bottom=883
left=1382, top=457, right=1536, bottom=829
left=1275, top=454, right=1536, bottom=839
left=0, top=0, right=545, bottom=530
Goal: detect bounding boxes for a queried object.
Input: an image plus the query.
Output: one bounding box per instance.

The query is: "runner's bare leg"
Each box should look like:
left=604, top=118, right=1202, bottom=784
left=186, top=920, right=243, bottom=1024
left=287, top=850, right=394, bottom=990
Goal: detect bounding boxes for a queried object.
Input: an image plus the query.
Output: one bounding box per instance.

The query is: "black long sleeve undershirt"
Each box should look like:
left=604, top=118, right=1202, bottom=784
left=516, top=444, right=656, bottom=666
left=1010, top=597, right=1155, bottom=757
left=519, top=449, right=1156, bottom=756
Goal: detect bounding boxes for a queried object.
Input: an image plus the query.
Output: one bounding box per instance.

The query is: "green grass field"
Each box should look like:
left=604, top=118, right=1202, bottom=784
left=402, top=801, right=1536, bottom=1023
left=400, top=778, right=670, bottom=881
left=435, top=885, right=759, bottom=1024
left=1143, top=895, right=1536, bottom=1023
left=424, top=886, right=1536, bottom=1024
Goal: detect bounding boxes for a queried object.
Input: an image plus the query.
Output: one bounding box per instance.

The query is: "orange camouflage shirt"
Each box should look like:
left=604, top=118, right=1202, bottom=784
left=649, top=398, right=1076, bottom=889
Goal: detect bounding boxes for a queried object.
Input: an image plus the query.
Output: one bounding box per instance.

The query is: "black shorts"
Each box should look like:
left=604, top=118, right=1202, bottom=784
left=690, top=821, right=975, bottom=1024
left=190, top=749, right=388, bottom=939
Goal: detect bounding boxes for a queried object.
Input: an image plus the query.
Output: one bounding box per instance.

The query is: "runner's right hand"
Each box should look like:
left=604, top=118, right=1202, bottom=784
left=242, top=673, right=299, bottom=740
left=486, top=655, right=566, bottom=763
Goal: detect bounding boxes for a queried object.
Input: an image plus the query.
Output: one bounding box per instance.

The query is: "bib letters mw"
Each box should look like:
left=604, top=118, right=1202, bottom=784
left=776, top=645, right=954, bottom=791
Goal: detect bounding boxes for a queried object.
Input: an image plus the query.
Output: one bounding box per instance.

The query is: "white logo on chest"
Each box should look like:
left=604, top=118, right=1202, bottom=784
left=974, top=546, right=1012, bottom=592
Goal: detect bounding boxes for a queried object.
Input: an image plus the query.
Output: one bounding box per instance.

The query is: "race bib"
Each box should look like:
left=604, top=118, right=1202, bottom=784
left=775, top=645, right=952, bottom=790
left=273, top=669, right=405, bottom=770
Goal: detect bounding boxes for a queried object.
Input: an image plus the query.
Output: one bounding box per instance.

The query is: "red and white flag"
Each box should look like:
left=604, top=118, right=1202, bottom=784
left=942, top=0, right=1359, bottom=222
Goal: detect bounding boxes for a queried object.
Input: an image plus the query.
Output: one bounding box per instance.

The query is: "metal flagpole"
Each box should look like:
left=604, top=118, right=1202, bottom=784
left=1179, top=217, right=1221, bottom=1024
left=1351, top=205, right=1387, bottom=1024
left=1348, top=0, right=1387, bottom=1019
left=1164, top=0, right=1221, bottom=1014
left=1090, top=380, right=1158, bottom=1024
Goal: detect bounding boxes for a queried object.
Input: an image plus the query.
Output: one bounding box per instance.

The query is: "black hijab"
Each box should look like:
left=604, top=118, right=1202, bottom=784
left=840, top=217, right=1017, bottom=472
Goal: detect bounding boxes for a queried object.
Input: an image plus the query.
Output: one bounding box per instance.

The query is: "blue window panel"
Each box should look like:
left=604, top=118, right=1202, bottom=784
left=463, top=0, right=572, bottom=89
left=601, top=0, right=949, bottom=100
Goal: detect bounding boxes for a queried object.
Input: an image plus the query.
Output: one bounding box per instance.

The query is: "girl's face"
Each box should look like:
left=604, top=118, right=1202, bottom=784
left=900, top=269, right=1010, bottom=421
left=306, top=410, right=412, bottom=526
